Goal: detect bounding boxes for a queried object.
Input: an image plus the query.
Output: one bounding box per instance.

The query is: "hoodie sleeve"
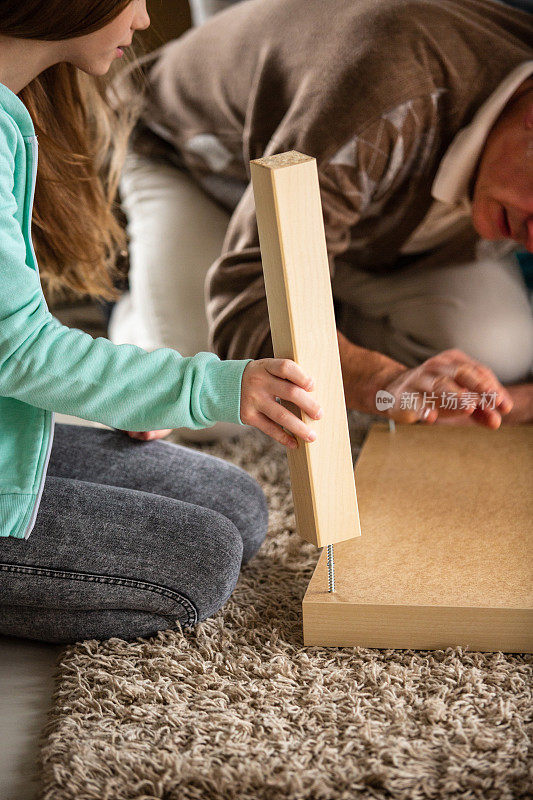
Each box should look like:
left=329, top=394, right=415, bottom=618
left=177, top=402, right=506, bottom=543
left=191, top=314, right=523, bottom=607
left=0, top=119, right=252, bottom=431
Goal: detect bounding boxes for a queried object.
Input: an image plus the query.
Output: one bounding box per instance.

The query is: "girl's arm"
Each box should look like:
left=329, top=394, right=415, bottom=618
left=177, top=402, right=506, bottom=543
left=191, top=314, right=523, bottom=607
left=0, top=125, right=251, bottom=432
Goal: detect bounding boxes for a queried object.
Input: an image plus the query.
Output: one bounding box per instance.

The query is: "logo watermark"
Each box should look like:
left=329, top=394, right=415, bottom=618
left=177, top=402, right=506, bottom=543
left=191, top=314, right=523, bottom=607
left=375, top=390, right=396, bottom=412
left=375, top=390, right=498, bottom=413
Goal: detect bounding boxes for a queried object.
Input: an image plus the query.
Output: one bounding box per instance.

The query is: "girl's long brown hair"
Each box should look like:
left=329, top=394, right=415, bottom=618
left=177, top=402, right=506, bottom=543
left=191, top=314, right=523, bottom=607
left=1, top=0, right=142, bottom=299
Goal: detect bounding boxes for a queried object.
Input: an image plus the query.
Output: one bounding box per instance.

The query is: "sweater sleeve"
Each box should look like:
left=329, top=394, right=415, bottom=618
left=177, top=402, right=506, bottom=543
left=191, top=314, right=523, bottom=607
left=0, top=123, right=252, bottom=431
left=206, top=95, right=443, bottom=361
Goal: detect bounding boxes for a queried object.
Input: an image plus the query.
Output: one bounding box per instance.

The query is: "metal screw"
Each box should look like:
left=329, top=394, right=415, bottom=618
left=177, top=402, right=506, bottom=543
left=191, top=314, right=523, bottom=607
left=327, top=544, right=336, bottom=592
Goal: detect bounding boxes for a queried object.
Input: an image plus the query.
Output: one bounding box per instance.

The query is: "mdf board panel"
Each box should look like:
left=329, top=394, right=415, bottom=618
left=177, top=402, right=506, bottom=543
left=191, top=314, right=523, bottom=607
left=250, top=152, right=360, bottom=547
left=303, top=424, right=533, bottom=652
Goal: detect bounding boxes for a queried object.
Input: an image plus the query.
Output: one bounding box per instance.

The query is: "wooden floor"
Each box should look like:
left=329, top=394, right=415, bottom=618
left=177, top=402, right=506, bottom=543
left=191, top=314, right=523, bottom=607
left=0, top=637, right=62, bottom=800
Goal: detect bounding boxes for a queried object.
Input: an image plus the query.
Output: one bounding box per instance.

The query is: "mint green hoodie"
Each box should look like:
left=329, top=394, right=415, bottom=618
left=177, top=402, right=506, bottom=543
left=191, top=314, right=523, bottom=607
left=0, top=82, right=252, bottom=540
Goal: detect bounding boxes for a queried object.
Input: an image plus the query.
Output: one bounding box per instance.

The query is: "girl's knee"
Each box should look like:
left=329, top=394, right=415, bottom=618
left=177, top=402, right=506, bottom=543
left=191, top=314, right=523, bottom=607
left=183, top=509, right=244, bottom=622
left=241, top=478, right=269, bottom=565
left=108, top=511, right=245, bottom=635
left=222, top=468, right=269, bottom=565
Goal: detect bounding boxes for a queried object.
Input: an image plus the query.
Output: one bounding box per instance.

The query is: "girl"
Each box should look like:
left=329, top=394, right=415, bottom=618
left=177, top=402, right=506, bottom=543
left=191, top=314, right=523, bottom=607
left=0, top=0, right=323, bottom=644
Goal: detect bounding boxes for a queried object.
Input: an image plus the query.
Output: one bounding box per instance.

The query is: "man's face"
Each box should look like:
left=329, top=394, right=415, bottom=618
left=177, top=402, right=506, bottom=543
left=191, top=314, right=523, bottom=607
left=472, top=79, right=533, bottom=253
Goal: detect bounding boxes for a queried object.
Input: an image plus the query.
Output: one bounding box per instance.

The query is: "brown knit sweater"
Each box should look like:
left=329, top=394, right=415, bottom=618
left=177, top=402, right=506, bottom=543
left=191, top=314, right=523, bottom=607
left=122, top=0, right=532, bottom=360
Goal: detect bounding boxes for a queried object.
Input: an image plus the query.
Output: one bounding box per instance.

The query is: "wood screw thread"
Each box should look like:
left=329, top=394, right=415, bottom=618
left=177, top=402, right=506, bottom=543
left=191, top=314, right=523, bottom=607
left=327, top=544, right=336, bottom=592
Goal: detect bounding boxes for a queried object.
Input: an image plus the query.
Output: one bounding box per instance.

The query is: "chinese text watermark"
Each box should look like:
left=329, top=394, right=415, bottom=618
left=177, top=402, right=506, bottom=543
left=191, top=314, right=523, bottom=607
left=375, top=390, right=498, bottom=412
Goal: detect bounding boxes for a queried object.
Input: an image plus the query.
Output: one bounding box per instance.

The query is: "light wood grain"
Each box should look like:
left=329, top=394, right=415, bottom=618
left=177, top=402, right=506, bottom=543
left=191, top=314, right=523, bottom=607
left=250, top=152, right=360, bottom=547
left=303, top=423, right=533, bottom=652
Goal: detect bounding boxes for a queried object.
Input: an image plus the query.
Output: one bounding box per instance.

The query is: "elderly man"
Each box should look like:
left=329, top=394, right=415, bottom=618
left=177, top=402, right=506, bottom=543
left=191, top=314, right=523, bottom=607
left=110, top=0, right=533, bottom=437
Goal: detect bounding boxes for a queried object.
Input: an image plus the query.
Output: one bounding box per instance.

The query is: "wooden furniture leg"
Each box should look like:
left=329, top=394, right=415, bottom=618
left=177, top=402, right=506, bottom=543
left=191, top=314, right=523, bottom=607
left=250, top=151, right=360, bottom=548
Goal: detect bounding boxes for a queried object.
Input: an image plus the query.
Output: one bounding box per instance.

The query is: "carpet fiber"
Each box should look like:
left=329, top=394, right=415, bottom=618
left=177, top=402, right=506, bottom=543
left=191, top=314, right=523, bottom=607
left=38, top=413, right=532, bottom=800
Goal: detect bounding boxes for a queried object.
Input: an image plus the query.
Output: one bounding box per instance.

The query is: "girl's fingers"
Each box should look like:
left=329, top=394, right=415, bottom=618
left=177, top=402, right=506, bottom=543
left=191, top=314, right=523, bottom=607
left=253, top=411, right=299, bottom=449
left=126, top=429, right=172, bottom=441
left=262, top=399, right=317, bottom=442
left=270, top=377, right=323, bottom=419
left=265, top=359, right=315, bottom=391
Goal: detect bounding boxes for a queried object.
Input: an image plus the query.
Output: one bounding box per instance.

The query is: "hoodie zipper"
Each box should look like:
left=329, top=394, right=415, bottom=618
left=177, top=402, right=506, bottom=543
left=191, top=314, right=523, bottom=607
left=23, top=135, right=55, bottom=540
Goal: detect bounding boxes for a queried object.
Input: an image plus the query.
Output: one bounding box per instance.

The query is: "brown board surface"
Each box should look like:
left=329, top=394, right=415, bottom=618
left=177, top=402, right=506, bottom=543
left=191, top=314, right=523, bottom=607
left=303, top=423, right=533, bottom=652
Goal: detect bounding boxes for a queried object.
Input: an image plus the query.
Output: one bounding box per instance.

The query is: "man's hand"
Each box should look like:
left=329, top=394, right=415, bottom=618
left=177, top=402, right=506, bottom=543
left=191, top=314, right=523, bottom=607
left=377, top=349, right=513, bottom=428
left=337, top=331, right=514, bottom=428
left=435, top=382, right=533, bottom=426
left=500, top=383, right=533, bottom=424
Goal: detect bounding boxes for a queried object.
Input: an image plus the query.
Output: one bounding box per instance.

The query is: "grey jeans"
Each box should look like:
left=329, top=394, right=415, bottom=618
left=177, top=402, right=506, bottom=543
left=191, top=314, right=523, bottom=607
left=0, top=425, right=268, bottom=644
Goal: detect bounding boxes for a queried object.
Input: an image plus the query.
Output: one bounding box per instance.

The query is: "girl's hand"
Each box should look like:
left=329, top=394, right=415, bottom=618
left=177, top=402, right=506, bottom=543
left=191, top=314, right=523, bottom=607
left=124, top=429, right=173, bottom=441
left=378, top=349, right=513, bottom=429
left=240, top=359, right=323, bottom=448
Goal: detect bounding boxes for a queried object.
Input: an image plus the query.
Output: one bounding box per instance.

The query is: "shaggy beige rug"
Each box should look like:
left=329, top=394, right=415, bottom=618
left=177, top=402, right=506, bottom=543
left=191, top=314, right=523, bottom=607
left=38, top=412, right=532, bottom=800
